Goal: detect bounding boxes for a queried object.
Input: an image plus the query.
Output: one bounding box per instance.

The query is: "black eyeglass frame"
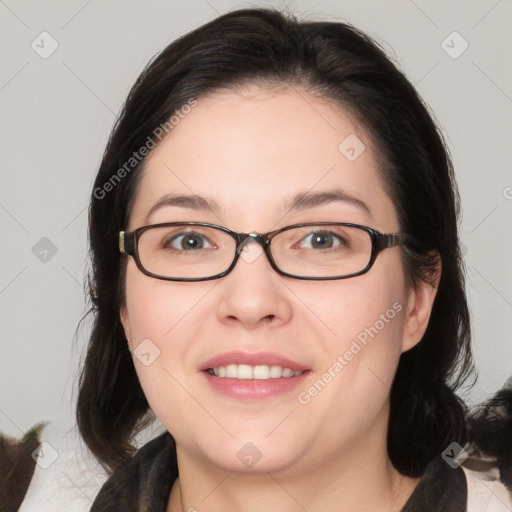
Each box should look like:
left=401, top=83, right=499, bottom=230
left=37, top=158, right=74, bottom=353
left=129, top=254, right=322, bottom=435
left=119, top=222, right=418, bottom=282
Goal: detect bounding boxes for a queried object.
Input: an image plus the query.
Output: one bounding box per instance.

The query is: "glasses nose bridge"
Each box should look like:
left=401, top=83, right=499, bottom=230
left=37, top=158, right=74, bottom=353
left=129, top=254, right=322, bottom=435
left=233, top=231, right=273, bottom=268
left=236, top=231, right=271, bottom=251
left=240, top=232, right=271, bottom=247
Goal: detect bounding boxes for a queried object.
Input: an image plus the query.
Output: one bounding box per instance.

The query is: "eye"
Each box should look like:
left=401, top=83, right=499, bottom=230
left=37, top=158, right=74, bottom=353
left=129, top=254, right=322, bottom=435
left=164, top=231, right=214, bottom=251
left=298, top=231, right=345, bottom=250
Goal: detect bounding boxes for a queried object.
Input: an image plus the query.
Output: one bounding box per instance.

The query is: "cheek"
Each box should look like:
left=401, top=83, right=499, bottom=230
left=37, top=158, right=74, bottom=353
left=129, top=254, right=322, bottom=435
left=123, top=260, right=212, bottom=345
left=291, top=282, right=406, bottom=441
left=293, top=264, right=407, bottom=405
left=122, top=264, right=212, bottom=406
left=295, top=268, right=406, bottom=354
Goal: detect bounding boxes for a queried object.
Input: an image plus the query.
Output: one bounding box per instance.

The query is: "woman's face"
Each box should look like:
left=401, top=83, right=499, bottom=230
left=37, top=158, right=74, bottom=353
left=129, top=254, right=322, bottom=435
left=120, top=86, right=435, bottom=474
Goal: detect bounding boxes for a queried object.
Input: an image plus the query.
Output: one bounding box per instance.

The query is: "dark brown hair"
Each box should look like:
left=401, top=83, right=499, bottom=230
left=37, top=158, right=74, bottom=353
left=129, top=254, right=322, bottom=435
left=77, top=7, right=475, bottom=477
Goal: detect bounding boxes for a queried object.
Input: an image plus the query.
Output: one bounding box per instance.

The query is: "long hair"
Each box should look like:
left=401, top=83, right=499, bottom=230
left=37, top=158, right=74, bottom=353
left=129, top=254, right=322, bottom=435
left=77, top=7, right=475, bottom=477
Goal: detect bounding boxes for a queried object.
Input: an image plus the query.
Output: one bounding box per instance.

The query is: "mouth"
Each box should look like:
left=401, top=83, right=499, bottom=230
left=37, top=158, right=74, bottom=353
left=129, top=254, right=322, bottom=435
left=199, top=351, right=311, bottom=400
left=205, top=364, right=304, bottom=379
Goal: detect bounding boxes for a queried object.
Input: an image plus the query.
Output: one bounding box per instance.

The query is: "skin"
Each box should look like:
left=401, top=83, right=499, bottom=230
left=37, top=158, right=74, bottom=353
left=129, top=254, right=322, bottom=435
left=120, top=85, right=440, bottom=512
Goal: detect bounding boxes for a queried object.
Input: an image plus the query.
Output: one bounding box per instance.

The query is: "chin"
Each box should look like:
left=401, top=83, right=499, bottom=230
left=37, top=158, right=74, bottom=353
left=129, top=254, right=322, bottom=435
left=194, top=432, right=307, bottom=475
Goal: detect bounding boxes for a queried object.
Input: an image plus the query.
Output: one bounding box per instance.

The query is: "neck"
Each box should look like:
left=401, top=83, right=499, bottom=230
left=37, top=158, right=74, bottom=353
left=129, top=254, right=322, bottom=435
left=167, top=407, right=419, bottom=512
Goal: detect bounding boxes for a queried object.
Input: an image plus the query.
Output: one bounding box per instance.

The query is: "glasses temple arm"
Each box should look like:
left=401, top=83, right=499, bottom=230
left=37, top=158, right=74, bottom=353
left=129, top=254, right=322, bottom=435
left=377, top=233, right=422, bottom=251
left=119, top=231, right=136, bottom=255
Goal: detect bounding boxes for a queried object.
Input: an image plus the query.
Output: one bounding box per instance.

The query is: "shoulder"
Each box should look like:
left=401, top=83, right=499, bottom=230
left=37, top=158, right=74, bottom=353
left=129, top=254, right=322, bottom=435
left=90, top=432, right=178, bottom=512
left=462, top=460, right=512, bottom=512
left=403, top=453, right=511, bottom=511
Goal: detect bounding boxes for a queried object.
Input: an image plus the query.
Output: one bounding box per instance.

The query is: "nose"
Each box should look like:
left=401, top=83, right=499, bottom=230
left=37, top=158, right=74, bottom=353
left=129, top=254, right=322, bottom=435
left=215, top=240, right=293, bottom=329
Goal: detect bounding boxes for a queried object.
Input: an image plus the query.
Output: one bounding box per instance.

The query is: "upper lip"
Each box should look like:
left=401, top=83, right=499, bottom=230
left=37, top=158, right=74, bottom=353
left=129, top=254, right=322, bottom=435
left=200, top=351, right=309, bottom=372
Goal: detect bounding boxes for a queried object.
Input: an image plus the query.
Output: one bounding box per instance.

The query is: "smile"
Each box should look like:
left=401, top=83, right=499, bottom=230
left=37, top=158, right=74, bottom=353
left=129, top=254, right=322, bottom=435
left=206, top=364, right=304, bottom=379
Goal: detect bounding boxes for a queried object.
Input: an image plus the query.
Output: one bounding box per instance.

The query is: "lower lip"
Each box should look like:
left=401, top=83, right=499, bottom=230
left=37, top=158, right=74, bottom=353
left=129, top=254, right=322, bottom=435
left=201, top=370, right=311, bottom=400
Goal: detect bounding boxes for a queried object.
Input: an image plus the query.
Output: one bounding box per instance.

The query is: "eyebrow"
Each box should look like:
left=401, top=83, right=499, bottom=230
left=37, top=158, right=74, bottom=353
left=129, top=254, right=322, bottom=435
left=283, top=189, right=371, bottom=216
left=145, top=193, right=221, bottom=223
left=145, top=188, right=371, bottom=223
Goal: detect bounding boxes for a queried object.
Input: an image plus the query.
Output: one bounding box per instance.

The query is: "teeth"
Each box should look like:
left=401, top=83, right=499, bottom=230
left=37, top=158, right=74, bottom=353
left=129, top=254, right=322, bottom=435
left=253, top=365, right=270, bottom=379
left=269, top=365, right=283, bottom=378
left=207, top=364, right=303, bottom=379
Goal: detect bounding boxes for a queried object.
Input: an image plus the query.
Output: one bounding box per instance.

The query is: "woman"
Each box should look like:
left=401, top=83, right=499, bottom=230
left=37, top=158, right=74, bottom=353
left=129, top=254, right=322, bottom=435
left=77, top=7, right=511, bottom=511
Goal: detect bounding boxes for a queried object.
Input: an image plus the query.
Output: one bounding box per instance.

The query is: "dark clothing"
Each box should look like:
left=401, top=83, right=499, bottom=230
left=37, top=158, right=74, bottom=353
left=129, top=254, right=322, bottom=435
left=91, top=433, right=468, bottom=511
left=91, top=434, right=178, bottom=512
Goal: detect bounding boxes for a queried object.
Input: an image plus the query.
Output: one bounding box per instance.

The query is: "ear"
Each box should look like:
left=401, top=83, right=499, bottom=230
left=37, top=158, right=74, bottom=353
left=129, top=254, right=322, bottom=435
left=120, top=305, right=132, bottom=347
left=401, top=255, right=441, bottom=353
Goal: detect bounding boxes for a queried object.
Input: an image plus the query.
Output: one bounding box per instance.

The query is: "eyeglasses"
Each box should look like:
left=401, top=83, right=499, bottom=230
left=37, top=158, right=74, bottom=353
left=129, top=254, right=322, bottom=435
left=119, top=222, right=417, bottom=282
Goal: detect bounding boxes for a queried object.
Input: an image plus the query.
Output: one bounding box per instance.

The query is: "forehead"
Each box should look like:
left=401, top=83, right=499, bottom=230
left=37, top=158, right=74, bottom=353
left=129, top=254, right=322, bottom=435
left=128, top=86, right=398, bottom=231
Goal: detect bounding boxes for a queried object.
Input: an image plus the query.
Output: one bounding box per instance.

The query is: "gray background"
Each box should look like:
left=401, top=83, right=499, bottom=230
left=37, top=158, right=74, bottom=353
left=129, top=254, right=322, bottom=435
left=1, top=0, right=511, bottom=509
